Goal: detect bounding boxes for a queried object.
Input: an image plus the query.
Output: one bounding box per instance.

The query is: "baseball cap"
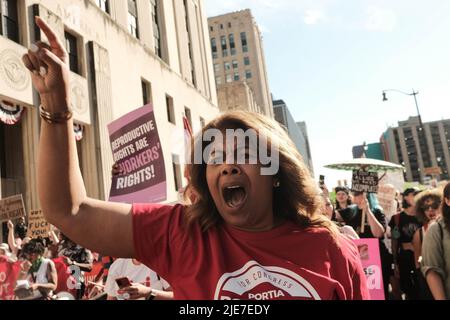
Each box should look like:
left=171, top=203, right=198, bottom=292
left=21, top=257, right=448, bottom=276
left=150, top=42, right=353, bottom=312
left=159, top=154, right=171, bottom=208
left=402, top=187, right=421, bottom=197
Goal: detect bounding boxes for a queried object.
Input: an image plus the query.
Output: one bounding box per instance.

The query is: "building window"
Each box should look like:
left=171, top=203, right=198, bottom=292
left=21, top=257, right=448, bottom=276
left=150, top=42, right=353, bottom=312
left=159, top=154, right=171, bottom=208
left=232, top=60, right=238, bottom=69
left=184, top=106, right=192, bottom=130
left=244, top=56, right=250, bottom=66
left=96, top=0, right=110, bottom=14
left=228, top=22, right=232, bottom=28
left=220, top=24, right=223, bottom=29
left=224, top=62, right=231, bottom=72
left=166, top=94, right=175, bottom=124
left=200, top=117, right=205, bottom=128
left=229, top=34, right=236, bottom=56
left=226, top=74, right=232, bottom=83
left=213, top=63, right=220, bottom=73
left=1, top=0, right=19, bottom=43
left=65, top=31, right=80, bottom=74
left=211, top=38, right=217, bottom=59
left=172, top=154, right=182, bottom=191
left=150, top=0, right=162, bottom=58
left=241, top=32, right=248, bottom=53
left=215, top=76, right=222, bottom=85
left=128, top=0, right=139, bottom=38
left=141, top=79, right=152, bottom=105
left=221, top=36, right=228, bottom=57
left=234, top=71, right=240, bottom=81
left=209, top=26, right=213, bottom=32
left=245, top=70, right=252, bottom=79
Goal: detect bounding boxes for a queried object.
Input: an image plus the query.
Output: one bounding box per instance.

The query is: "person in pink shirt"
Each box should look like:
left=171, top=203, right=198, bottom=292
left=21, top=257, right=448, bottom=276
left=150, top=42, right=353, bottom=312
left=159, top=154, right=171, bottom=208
left=23, top=16, right=369, bottom=300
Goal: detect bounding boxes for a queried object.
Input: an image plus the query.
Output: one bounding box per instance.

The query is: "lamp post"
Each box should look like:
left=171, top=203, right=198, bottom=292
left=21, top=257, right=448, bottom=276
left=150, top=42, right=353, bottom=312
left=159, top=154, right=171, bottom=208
left=382, top=89, right=429, bottom=184
left=362, top=141, right=368, bottom=158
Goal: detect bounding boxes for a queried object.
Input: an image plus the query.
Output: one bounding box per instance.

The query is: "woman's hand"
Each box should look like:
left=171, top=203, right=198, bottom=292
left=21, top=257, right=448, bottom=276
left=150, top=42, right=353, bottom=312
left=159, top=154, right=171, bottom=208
left=7, top=220, right=14, bottom=230
left=22, top=16, right=70, bottom=109
left=118, top=283, right=151, bottom=300
left=21, top=260, right=32, bottom=273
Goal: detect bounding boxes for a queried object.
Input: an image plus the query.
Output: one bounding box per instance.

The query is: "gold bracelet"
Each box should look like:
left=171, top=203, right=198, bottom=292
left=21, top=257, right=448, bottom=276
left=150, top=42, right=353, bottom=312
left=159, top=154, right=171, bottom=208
left=39, top=105, right=73, bottom=124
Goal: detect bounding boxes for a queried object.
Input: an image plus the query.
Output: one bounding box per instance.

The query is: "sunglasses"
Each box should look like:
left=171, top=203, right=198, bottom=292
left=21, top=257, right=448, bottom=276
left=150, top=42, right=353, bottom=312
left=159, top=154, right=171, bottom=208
left=421, top=203, right=440, bottom=211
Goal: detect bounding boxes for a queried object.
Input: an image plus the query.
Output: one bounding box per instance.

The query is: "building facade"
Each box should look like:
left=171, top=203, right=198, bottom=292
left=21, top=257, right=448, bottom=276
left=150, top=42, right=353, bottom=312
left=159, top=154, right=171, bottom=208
left=382, top=116, right=450, bottom=183
left=0, top=0, right=219, bottom=241
left=216, top=81, right=262, bottom=114
left=296, top=121, right=315, bottom=177
left=208, top=9, right=273, bottom=117
left=273, top=100, right=314, bottom=175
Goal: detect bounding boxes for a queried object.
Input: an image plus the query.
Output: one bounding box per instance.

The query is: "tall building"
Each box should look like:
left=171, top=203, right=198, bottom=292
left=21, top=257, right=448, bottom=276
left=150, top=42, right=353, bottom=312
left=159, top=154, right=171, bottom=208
left=208, top=9, right=273, bottom=117
left=273, top=100, right=314, bottom=175
left=0, top=0, right=218, bottom=241
left=382, top=116, right=450, bottom=183
left=296, top=121, right=315, bottom=176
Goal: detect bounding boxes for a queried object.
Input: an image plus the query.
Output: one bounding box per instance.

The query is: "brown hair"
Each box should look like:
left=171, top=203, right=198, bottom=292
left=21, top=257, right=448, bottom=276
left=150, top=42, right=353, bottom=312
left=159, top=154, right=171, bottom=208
left=414, top=189, right=442, bottom=225
left=183, top=111, right=339, bottom=237
left=443, top=183, right=450, bottom=233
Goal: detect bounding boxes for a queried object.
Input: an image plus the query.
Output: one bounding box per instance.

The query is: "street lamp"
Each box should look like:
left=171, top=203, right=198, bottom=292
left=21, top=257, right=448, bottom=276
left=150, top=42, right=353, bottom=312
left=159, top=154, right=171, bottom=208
left=362, top=141, right=368, bottom=157
left=382, top=89, right=424, bottom=129
left=382, top=88, right=429, bottom=183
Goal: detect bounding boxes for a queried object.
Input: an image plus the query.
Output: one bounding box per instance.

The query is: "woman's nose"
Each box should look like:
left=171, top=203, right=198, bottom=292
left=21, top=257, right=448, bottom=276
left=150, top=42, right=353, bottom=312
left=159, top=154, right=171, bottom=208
left=221, top=165, right=241, bottom=176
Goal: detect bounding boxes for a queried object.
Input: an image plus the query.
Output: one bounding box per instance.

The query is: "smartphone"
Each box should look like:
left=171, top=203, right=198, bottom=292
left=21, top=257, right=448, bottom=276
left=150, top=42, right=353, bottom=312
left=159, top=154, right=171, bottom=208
left=319, top=175, right=325, bottom=186
left=115, top=277, right=131, bottom=289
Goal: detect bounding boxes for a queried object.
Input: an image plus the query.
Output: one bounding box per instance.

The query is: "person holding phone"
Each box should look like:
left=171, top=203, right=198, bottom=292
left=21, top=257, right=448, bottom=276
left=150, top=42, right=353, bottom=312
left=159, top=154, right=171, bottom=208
left=104, top=258, right=173, bottom=300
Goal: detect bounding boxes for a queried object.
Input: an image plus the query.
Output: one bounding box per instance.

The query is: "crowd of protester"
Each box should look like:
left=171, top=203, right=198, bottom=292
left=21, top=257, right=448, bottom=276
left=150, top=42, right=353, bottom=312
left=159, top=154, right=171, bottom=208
left=0, top=223, right=172, bottom=300
left=320, top=181, right=450, bottom=300
left=1, top=180, right=448, bottom=300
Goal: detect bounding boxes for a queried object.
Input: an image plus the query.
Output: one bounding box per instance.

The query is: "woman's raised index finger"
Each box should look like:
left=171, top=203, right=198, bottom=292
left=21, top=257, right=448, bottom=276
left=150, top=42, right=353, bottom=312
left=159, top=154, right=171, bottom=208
left=35, top=16, right=64, bottom=50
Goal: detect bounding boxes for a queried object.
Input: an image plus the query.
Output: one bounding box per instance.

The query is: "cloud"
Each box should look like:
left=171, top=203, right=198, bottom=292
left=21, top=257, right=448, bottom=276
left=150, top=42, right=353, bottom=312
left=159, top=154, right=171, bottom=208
left=304, top=10, right=327, bottom=25
left=365, top=6, right=397, bottom=32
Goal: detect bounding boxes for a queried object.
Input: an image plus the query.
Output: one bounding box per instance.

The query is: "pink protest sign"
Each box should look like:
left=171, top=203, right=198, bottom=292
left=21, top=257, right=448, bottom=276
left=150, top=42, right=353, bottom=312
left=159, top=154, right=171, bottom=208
left=108, top=104, right=166, bottom=203
left=353, top=238, right=385, bottom=300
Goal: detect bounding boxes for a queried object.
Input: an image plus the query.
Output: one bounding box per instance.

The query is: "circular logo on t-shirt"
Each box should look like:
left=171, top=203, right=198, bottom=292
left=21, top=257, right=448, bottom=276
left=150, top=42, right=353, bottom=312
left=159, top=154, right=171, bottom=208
left=214, top=261, right=321, bottom=300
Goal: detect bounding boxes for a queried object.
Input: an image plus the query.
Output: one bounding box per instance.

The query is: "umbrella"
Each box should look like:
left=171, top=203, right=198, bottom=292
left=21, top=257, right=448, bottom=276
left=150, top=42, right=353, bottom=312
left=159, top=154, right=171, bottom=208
left=324, top=158, right=404, bottom=172
left=325, top=158, right=404, bottom=234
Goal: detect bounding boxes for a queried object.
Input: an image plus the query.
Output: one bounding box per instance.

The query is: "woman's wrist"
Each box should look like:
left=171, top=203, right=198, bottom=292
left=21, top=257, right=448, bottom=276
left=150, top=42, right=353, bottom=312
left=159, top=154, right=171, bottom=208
left=40, top=93, right=70, bottom=112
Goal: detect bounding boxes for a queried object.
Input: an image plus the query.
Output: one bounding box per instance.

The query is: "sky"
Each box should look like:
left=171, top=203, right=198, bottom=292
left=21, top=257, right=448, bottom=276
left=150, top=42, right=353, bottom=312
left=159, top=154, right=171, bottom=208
left=204, top=0, right=450, bottom=188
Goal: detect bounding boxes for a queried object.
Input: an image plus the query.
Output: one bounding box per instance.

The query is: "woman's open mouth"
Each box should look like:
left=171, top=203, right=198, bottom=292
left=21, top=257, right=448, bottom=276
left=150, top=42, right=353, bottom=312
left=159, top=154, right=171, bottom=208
left=222, top=185, right=247, bottom=209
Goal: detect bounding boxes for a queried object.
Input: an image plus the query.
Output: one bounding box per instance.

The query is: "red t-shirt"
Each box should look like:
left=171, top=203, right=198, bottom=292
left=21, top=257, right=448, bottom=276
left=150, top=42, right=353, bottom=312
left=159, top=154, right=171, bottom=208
left=133, top=204, right=369, bottom=300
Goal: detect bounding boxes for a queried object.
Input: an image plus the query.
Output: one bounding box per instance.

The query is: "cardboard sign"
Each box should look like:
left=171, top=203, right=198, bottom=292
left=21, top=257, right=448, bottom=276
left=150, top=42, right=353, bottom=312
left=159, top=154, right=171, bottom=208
left=26, top=210, right=51, bottom=239
left=378, top=171, right=405, bottom=192
left=352, top=170, right=379, bottom=193
left=353, top=239, right=385, bottom=300
left=108, top=104, right=166, bottom=203
left=0, top=195, right=25, bottom=223
left=377, top=184, right=397, bottom=220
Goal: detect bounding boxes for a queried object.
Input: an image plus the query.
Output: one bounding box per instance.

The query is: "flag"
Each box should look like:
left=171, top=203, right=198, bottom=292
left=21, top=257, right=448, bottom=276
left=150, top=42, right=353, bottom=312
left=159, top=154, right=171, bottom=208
left=182, top=115, right=198, bottom=204
left=182, top=115, right=193, bottom=181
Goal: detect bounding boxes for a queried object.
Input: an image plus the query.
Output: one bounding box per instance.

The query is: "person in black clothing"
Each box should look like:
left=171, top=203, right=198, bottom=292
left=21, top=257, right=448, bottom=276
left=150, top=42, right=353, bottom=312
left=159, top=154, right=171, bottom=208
left=338, top=191, right=390, bottom=298
left=388, top=187, right=422, bottom=300
left=58, top=233, right=93, bottom=300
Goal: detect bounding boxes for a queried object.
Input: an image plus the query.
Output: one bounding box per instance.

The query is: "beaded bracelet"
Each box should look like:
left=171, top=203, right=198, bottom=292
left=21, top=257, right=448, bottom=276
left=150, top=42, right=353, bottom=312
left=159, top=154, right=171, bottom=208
left=39, top=105, right=73, bottom=124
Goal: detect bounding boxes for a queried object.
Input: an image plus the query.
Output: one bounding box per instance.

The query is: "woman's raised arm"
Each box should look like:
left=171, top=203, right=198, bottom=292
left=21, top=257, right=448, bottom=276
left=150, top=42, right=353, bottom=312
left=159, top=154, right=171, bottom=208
left=24, top=16, right=134, bottom=258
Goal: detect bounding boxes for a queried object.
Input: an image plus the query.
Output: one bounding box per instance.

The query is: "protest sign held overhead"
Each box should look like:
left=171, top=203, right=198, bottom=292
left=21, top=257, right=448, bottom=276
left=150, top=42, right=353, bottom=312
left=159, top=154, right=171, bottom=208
left=108, top=104, right=166, bottom=203
left=0, top=195, right=25, bottom=223
left=352, top=170, right=379, bottom=193
left=26, top=210, right=51, bottom=239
